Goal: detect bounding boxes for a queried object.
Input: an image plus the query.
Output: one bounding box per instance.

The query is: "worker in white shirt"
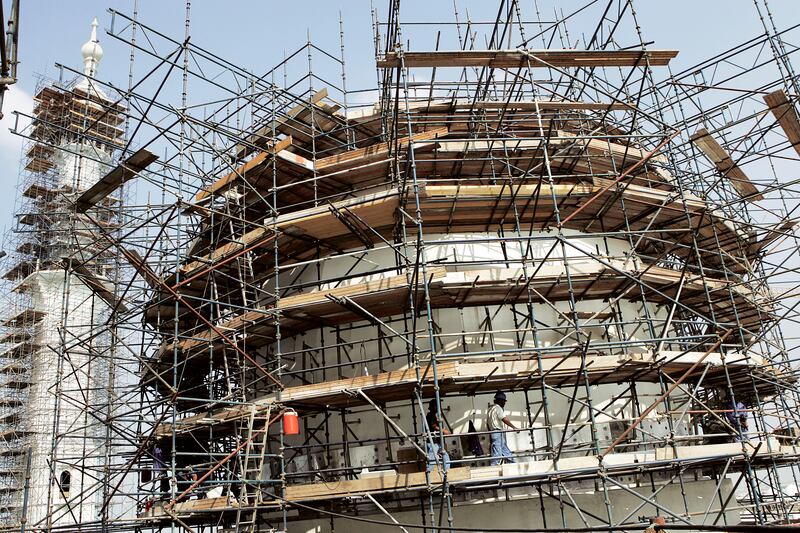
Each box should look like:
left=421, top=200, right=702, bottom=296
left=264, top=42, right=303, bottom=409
left=487, top=391, right=517, bottom=465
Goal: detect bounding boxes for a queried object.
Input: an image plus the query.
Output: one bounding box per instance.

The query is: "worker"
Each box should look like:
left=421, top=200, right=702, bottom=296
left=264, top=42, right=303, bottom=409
left=644, top=516, right=666, bottom=533
left=487, top=391, right=517, bottom=466
left=725, top=398, right=749, bottom=442
left=425, top=398, right=451, bottom=472
left=152, top=443, right=169, bottom=498
left=177, top=466, right=203, bottom=500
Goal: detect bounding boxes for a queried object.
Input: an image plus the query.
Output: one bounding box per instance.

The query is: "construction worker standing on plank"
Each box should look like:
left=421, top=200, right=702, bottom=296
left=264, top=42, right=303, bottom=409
left=488, top=391, right=517, bottom=465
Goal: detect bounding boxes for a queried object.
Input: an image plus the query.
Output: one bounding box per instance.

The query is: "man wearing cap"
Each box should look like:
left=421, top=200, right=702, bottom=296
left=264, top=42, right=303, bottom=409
left=426, top=398, right=451, bottom=472
left=487, top=391, right=517, bottom=465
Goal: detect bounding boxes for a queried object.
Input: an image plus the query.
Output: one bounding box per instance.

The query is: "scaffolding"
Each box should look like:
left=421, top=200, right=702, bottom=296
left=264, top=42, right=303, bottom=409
left=0, top=57, right=131, bottom=526
left=3, top=0, right=800, bottom=531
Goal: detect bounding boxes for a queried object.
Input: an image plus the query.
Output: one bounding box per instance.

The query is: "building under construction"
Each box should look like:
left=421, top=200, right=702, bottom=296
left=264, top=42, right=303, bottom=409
left=1, top=1, right=800, bottom=531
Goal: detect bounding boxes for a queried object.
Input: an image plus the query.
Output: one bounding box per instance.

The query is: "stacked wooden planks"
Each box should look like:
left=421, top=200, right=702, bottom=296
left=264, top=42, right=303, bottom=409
left=377, top=49, right=678, bottom=69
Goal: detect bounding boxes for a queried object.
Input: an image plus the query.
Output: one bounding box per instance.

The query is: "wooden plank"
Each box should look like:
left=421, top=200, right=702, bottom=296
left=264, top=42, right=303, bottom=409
left=764, top=89, right=800, bottom=157
left=748, top=220, right=796, bottom=255
left=0, top=447, right=25, bottom=456
left=157, top=346, right=790, bottom=438
left=195, top=136, right=293, bottom=202
left=0, top=362, right=26, bottom=373
left=65, top=260, right=128, bottom=313
left=180, top=233, right=275, bottom=277
left=557, top=130, right=668, bottom=166
left=275, top=147, right=314, bottom=171
left=1, top=309, right=46, bottom=327
left=157, top=362, right=457, bottom=436
left=315, top=127, right=449, bottom=174
left=284, top=362, right=457, bottom=402
left=593, top=177, right=706, bottom=213
left=690, top=128, right=762, bottom=200
left=118, top=247, right=161, bottom=290
left=181, top=189, right=400, bottom=276
left=289, top=188, right=398, bottom=238
left=275, top=100, right=346, bottom=146
left=425, top=182, right=594, bottom=199
left=235, top=88, right=328, bottom=160
left=377, top=49, right=678, bottom=69
left=22, top=182, right=60, bottom=199
left=75, top=148, right=158, bottom=212
left=575, top=311, right=613, bottom=320
left=168, top=176, right=752, bottom=319
left=379, top=98, right=635, bottom=114
left=473, top=100, right=634, bottom=111
left=149, top=496, right=235, bottom=516
left=280, top=267, right=446, bottom=311
left=284, top=467, right=471, bottom=501
left=167, top=257, right=765, bottom=358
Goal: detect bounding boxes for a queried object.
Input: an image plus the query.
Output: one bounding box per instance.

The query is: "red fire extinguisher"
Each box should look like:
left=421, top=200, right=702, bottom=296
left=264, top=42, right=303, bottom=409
left=283, top=408, right=300, bottom=435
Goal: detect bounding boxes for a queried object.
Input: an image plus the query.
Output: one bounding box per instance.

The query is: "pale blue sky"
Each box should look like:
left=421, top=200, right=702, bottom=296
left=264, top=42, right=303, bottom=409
left=0, top=0, right=796, bottom=240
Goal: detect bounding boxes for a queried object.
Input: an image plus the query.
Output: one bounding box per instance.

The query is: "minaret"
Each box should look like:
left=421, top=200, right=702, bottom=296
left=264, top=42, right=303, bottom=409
left=82, top=18, right=103, bottom=78
left=0, top=18, right=125, bottom=528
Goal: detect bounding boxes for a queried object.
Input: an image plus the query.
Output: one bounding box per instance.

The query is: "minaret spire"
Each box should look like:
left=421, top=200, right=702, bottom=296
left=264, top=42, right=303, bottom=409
left=81, top=17, right=103, bottom=78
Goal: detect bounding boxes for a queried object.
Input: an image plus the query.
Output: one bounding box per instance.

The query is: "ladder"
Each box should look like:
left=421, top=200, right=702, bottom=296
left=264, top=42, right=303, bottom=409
left=234, top=404, right=272, bottom=533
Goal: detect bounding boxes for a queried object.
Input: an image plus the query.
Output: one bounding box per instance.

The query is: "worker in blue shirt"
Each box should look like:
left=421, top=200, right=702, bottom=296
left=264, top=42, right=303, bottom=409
left=725, top=399, right=749, bottom=441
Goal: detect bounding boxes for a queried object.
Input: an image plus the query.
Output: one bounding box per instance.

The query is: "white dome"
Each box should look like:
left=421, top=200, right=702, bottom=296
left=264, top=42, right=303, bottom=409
left=81, top=40, right=103, bottom=64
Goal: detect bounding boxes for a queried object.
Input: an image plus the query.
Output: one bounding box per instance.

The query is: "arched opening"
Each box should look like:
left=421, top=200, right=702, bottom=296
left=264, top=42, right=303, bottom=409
left=59, top=470, right=71, bottom=495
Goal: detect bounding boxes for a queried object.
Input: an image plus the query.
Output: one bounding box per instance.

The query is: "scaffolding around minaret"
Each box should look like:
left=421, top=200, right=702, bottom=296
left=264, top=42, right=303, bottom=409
left=0, top=19, right=130, bottom=528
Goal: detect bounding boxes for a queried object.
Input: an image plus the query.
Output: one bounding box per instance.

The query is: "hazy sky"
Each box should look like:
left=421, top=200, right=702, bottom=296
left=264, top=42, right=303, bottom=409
left=0, top=0, right=796, bottom=242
